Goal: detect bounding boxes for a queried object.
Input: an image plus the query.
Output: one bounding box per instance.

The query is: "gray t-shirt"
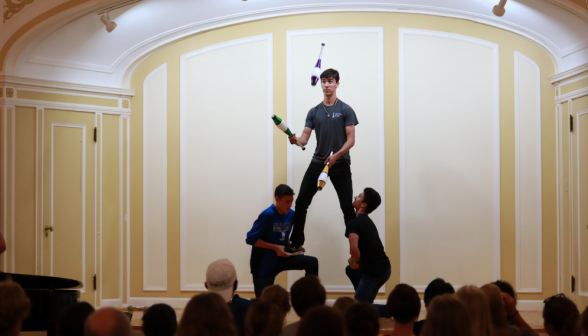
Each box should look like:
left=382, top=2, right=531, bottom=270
left=305, top=100, right=359, bottom=164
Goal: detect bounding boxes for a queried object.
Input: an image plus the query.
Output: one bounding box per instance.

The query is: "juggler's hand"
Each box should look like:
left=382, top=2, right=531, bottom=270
left=288, top=134, right=298, bottom=145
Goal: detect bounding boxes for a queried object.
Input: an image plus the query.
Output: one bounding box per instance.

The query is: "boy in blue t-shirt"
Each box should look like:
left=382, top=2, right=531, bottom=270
left=246, top=184, right=319, bottom=297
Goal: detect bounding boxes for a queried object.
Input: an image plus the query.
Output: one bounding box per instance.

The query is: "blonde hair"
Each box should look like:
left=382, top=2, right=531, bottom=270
left=0, top=280, right=31, bottom=335
left=456, top=285, right=494, bottom=336
left=177, top=293, right=237, bottom=336
left=333, top=297, right=356, bottom=315
left=480, top=284, right=519, bottom=336
left=260, top=285, right=291, bottom=316
left=420, top=294, right=472, bottom=336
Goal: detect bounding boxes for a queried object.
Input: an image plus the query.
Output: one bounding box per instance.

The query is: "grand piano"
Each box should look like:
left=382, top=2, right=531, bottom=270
left=0, top=272, right=82, bottom=336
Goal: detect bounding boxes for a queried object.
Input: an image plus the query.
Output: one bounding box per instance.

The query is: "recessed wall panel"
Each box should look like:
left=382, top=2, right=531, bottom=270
left=400, top=29, right=500, bottom=289
left=515, top=52, right=542, bottom=293
left=287, top=28, right=384, bottom=291
left=180, top=35, right=273, bottom=290
left=143, top=64, right=167, bottom=291
left=579, top=112, right=588, bottom=296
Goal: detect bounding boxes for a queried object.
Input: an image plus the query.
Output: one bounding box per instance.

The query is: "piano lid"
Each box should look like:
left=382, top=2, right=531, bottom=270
left=1, top=273, right=82, bottom=290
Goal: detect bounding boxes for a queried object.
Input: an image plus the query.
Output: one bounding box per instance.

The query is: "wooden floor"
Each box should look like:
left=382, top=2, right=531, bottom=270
left=125, top=308, right=547, bottom=336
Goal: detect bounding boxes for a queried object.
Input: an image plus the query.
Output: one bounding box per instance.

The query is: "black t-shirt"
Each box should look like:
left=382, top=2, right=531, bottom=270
left=345, top=214, right=390, bottom=276
left=305, top=100, right=358, bottom=164
left=229, top=294, right=253, bottom=336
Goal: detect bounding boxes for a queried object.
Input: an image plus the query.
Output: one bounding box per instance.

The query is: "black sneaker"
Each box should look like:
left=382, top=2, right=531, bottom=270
left=284, top=245, right=304, bottom=256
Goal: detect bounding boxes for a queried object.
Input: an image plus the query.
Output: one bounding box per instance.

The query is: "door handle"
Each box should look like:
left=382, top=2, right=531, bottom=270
left=44, top=225, right=53, bottom=237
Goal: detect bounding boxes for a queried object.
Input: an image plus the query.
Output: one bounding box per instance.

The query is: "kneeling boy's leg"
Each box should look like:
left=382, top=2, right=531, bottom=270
left=252, top=273, right=277, bottom=298
left=353, top=270, right=391, bottom=303
left=275, top=255, right=319, bottom=276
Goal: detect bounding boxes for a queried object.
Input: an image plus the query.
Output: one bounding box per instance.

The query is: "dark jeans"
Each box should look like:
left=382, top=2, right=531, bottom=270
left=345, top=266, right=391, bottom=303
left=289, top=161, right=355, bottom=247
left=252, top=255, right=319, bottom=298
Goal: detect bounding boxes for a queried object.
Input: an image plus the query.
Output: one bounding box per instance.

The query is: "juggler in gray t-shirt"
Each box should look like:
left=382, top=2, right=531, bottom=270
left=305, top=100, right=359, bottom=164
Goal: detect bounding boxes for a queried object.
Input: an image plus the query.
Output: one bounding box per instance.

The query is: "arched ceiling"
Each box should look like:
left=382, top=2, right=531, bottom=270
left=2, top=0, right=588, bottom=88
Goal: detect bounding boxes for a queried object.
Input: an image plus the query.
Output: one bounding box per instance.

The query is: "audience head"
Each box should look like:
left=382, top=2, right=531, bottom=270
left=177, top=292, right=237, bottom=336
left=84, top=307, right=131, bottom=336
left=353, top=188, right=381, bottom=214
left=543, top=294, right=580, bottom=336
left=581, top=306, right=588, bottom=336
left=0, top=280, right=31, bottom=336
left=57, top=302, right=94, bottom=336
left=492, top=280, right=517, bottom=302
left=424, top=278, right=455, bottom=308
left=344, top=303, right=380, bottom=336
left=333, top=297, right=356, bottom=315
left=420, top=294, right=472, bottom=336
left=260, top=285, right=291, bottom=316
left=141, top=303, right=177, bottom=336
left=297, top=306, right=344, bottom=336
left=245, top=301, right=284, bottom=336
left=480, top=284, right=509, bottom=328
left=290, top=275, right=326, bottom=318
left=456, top=285, right=493, bottom=336
left=205, top=258, right=238, bottom=302
left=386, top=283, right=421, bottom=324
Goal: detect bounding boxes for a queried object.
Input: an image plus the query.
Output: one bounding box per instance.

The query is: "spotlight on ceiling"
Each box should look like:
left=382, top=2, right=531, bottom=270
left=492, top=0, right=507, bottom=17
left=100, top=12, right=117, bottom=33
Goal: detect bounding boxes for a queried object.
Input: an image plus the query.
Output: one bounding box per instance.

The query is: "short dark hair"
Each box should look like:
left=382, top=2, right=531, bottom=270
left=345, top=303, right=380, bottom=336
left=57, top=302, right=95, bottom=336
left=245, top=301, right=283, bottom=336
left=0, top=280, right=31, bottom=336
left=362, top=188, right=381, bottom=214
left=582, top=305, right=588, bottom=336
left=290, top=275, right=326, bottom=317
left=297, top=306, right=344, bottom=336
left=387, top=284, right=421, bottom=324
left=142, top=303, right=177, bottom=336
left=492, top=280, right=517, bottom=301
left=320, top=69, right=340, bottom=83
left=275, top=184, right=294, bottom=199
left=424, top=278, right=455, bottom=306
left=543, top=295, right=580, bottom=336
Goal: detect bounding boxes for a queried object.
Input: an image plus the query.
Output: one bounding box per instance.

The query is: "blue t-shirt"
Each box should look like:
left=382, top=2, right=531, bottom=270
left=246, top=204, right=294, bottom=276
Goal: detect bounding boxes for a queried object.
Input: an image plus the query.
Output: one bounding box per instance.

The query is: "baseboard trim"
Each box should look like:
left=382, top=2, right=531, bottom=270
left=100, top=299, right=123, bottom=308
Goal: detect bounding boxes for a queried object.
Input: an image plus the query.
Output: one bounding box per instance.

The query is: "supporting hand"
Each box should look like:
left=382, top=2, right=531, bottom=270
left=348, top=257, right=360, bottom=269
left=275, top=245, right=290, bottom=257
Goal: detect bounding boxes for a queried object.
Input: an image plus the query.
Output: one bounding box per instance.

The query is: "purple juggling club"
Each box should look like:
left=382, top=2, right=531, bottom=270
left=311, top=43, right=325, bottom=86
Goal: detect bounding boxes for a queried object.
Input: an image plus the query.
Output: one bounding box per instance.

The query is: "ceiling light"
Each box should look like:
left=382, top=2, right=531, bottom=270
left=492, top=0, right=506, bottom=17
left=100, top=12, right=117, bottom=33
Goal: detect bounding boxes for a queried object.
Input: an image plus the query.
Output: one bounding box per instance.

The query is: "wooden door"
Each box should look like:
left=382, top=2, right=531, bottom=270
left=41, top=109, right=95, bottom=306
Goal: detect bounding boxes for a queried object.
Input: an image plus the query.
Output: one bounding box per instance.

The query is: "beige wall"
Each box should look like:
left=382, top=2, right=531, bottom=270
left=3, top=10, right=580, bottom=307
left=129, top=12, right=557, bottom=302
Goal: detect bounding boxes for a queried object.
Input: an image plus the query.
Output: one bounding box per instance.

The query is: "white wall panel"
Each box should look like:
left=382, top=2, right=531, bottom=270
left=143, top=64, right=167, bottom=291
left=578, top=111, right=588, bottom=297
left=286, top=28, right=384, bottom=292
left=399, top=29, right=500, bottom=290
left=180, top=34, right=273, bottom=291
left=514, top=52, right=542, bottom=293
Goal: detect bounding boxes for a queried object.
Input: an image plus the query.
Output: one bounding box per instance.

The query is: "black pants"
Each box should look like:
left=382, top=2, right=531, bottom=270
left=289, top=161, right=355, bottom=247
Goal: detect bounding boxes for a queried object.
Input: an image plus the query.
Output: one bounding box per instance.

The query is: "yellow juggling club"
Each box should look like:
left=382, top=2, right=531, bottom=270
left=317, top=151, right=333, bottom=191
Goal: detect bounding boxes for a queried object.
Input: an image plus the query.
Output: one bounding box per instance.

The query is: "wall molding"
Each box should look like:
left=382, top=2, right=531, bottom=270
left=285, top=27, right=385, bottom=293
left=179, top=33, right=273, bottom=291
left=398, top=28, right=501, bottom=287
left=554, top=87, right=588, bottom=104
left=514, top=51, right=543, bottom=293
left=550, top=63, right=588, bottom=86
left=0, top=75, right=134, bottom=98
left=142, top=63, right=167, bottom=292
left=51, top=122, right=87, bottom=292
left=0, top=97, right=131, bottom=116
left=577, top=109, right=588, bottom=297
left=125, top=116, right=131, bottom=304
left=100, top=299, right=123, bottom=308
left=113, top=2, right=578, bottom=88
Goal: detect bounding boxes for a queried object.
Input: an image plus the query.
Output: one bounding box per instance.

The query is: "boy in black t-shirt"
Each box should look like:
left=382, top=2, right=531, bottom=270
left=345, top=187, right=391, bottom=303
